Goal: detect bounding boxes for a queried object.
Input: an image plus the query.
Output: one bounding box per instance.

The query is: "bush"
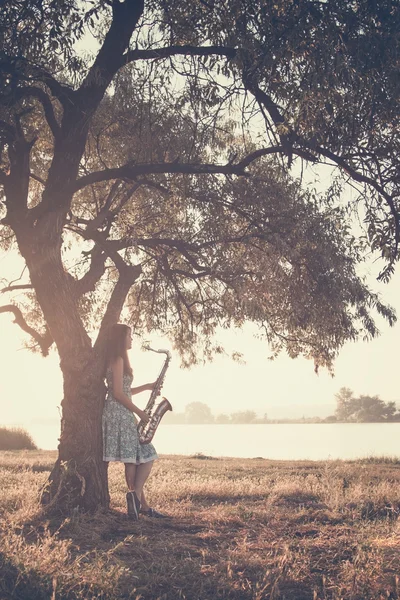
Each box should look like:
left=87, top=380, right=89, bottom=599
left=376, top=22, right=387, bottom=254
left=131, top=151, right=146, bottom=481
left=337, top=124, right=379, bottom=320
left=0, top=427, right=37, bottom=450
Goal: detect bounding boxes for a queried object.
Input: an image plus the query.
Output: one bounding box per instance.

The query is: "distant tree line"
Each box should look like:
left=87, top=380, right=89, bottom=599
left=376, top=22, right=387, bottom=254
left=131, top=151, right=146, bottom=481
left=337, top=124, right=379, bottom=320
left=164, top=391, right=400, bottom=425
left=163, top=402, right=269, bottom=425
left=328, top=388, right=400, bottom=423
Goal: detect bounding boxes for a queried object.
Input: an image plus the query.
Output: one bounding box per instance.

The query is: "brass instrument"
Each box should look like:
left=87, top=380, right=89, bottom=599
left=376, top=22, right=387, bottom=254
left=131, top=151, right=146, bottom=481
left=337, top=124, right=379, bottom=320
left=137, top=346, right=172, bottom=444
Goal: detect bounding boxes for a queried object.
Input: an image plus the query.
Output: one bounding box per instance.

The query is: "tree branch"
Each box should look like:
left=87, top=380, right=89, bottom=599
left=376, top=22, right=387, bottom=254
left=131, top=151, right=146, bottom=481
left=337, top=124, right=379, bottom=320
left=237, top=70, right=400, bottom=251
left=93, top=266, right=142, bottom=354
left=68, top=225, right=139, bottom=275
left=0, top=54, right=73, bottom=107
left=312, top=143, right=400, bottom=254
left=72, top=147, right=317, bottom=193
left=73, top=161, right=247, bottom=192
left=122, top=44, right=237, bottom=66
left=0, top=119, right=16, bottom=143
left=239, top=70, right=399, bottom=242
left=13, top=86, right=61, bottom=138
left=85, top=180, right=139, bottom=231
left=131, top=233, right=274, bottom=253
left=241, top=71, right=285, bottom=126
left=0, top=304, right=53, bottom=356
left=1, top=284, right=33, bottom=293
left=78, top=0, right=144, bottom=104
left=74, top=246, right=107, bottom=297
left=29, top=172, right=46, bottom=186
left=236, top=146, right=317, bottom=169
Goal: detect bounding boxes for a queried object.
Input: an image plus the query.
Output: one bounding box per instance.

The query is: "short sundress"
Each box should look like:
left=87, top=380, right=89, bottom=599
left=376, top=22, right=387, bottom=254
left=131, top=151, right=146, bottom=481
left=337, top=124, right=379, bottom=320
left=102, top=367, right=158, bottom=464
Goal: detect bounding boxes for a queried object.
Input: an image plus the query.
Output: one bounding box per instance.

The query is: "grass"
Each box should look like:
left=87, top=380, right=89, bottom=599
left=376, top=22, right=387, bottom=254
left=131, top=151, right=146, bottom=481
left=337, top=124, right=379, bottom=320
left=0, top=451, right=399, bottom=599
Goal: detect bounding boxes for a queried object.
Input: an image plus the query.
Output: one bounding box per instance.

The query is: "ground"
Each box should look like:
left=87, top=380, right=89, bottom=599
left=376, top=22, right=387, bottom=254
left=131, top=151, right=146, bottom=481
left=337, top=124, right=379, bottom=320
left=0, top=451, right=399, bottom=599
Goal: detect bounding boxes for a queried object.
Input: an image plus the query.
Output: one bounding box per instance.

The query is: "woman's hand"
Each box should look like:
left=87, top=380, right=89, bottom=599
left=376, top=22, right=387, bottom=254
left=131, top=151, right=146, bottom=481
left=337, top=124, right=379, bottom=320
left=137, top=409, right=150, bottom=423
left=131, top=382, right=158, bottom=395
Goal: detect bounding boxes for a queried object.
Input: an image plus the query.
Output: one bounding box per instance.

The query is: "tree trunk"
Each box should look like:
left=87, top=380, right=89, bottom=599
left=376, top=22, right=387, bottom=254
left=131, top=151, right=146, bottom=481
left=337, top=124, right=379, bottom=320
left=41, top=351, right=110, bottom=513
left=15, top=226, right=111, bottom=513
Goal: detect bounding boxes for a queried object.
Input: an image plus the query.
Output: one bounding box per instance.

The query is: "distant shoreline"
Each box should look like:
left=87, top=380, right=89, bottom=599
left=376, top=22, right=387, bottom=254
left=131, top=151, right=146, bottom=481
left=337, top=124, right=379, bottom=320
left=163, top=420, right=400, bottom=425
left=9, top=420, right=400, bottom=427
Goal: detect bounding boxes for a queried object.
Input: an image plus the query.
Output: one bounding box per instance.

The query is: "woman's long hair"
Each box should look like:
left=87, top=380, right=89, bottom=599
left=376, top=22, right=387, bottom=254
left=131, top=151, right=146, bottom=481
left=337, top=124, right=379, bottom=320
left=105, top=323, right=133, bottom=376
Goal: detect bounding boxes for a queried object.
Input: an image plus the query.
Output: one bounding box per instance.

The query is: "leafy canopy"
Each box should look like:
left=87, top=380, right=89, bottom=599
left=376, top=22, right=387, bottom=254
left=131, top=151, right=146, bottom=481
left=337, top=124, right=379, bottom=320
left=0, top=0, right=399, bottom=370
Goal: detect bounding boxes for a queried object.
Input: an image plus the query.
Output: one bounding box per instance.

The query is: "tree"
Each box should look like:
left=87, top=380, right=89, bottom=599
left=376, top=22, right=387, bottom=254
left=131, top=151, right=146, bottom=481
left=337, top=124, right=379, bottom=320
left=384, top=402, right=399, bottom=421
left=184, top=402, right=214, bottom=424
left=334, top=387, right=355, bottom=421
left=353, top=395, right=387, bottom=422
left=230, top=410, right=257, bottom=424
left=215, top=414, right=230, bottom=424
left=0, top=0, right=399, bottom=512
left=334, top=389, right=400, bottom=422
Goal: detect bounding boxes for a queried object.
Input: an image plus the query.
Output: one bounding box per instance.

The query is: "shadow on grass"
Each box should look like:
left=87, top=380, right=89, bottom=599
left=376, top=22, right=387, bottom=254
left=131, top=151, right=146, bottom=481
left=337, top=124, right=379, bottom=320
left=188, top=492, right=269, bottom=504
left=0, top=550, right=53, bottom=600
left=15, top=508, right=283, bottom=599
left=12, top=510, right=224, bottom=598
left=271, top=491, right=322, bottom=506
left=360, top=500, right=400, bottom=521
left=8, top=504, right=400, bottom=600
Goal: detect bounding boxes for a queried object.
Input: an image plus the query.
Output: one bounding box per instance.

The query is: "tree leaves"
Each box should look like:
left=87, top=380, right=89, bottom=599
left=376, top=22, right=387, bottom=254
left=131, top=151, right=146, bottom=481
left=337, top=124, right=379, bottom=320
left=0, top=0, right=398, bottom=368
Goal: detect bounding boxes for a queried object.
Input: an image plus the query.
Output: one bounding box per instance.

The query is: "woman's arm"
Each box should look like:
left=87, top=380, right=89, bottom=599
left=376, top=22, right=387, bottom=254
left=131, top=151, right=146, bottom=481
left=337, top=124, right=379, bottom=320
left=111, top=358, right=150, bottom=422
left=131, top=382, right=155, bottom=395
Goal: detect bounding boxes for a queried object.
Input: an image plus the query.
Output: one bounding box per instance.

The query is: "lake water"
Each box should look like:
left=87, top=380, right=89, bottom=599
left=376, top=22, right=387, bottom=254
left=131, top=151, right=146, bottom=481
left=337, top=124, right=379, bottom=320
left=27, top=423, right=400, bottom=461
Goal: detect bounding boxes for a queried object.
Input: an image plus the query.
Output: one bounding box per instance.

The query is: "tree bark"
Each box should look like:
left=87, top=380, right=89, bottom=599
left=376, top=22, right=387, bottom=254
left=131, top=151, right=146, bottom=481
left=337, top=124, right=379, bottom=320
left=42, top=351, right=110, bottom=513
left=13, top=223, right=113, bottom=512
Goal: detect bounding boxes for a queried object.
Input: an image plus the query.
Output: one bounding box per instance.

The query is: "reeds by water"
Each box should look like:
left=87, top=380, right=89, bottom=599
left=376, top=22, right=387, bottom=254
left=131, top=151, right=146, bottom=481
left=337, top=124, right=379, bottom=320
left=0, top=426, right=37, bottom=450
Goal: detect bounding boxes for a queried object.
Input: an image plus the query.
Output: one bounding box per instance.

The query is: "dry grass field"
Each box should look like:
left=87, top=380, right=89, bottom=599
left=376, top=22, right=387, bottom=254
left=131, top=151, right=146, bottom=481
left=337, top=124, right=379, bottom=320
left=0, top=450, right=399, bottom=600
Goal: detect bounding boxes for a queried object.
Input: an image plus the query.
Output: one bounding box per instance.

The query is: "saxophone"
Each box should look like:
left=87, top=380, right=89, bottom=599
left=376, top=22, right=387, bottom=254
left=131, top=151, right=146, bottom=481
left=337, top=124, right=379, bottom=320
left=137, top=346, right=172, bottom=444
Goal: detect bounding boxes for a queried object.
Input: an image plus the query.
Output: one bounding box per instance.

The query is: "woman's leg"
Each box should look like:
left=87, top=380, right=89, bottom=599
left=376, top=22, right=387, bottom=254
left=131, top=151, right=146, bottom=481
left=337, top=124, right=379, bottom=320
left=133, top=461, right=153, bottom=502
left=125, top=463, right=137, bottom=491
left=140, top=490, right=150, bottom=511
left=139, top=478, right=167, bottom=518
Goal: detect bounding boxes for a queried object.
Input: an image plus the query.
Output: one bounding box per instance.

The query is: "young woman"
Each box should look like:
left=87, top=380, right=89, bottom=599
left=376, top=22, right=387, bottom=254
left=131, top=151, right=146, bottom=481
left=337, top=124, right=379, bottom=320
left=102, top=323, right=166, bottom=519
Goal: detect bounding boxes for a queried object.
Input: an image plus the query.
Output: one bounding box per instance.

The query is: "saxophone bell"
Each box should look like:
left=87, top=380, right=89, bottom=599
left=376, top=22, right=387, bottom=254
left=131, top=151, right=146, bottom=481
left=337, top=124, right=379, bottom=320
left=139, top=397, right=172, bottom=445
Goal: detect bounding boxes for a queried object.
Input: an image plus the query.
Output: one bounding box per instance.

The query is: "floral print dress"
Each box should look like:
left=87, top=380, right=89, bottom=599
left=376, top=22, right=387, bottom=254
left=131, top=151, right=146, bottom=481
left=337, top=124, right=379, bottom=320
left=102, top=368, right=158, bottom=464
